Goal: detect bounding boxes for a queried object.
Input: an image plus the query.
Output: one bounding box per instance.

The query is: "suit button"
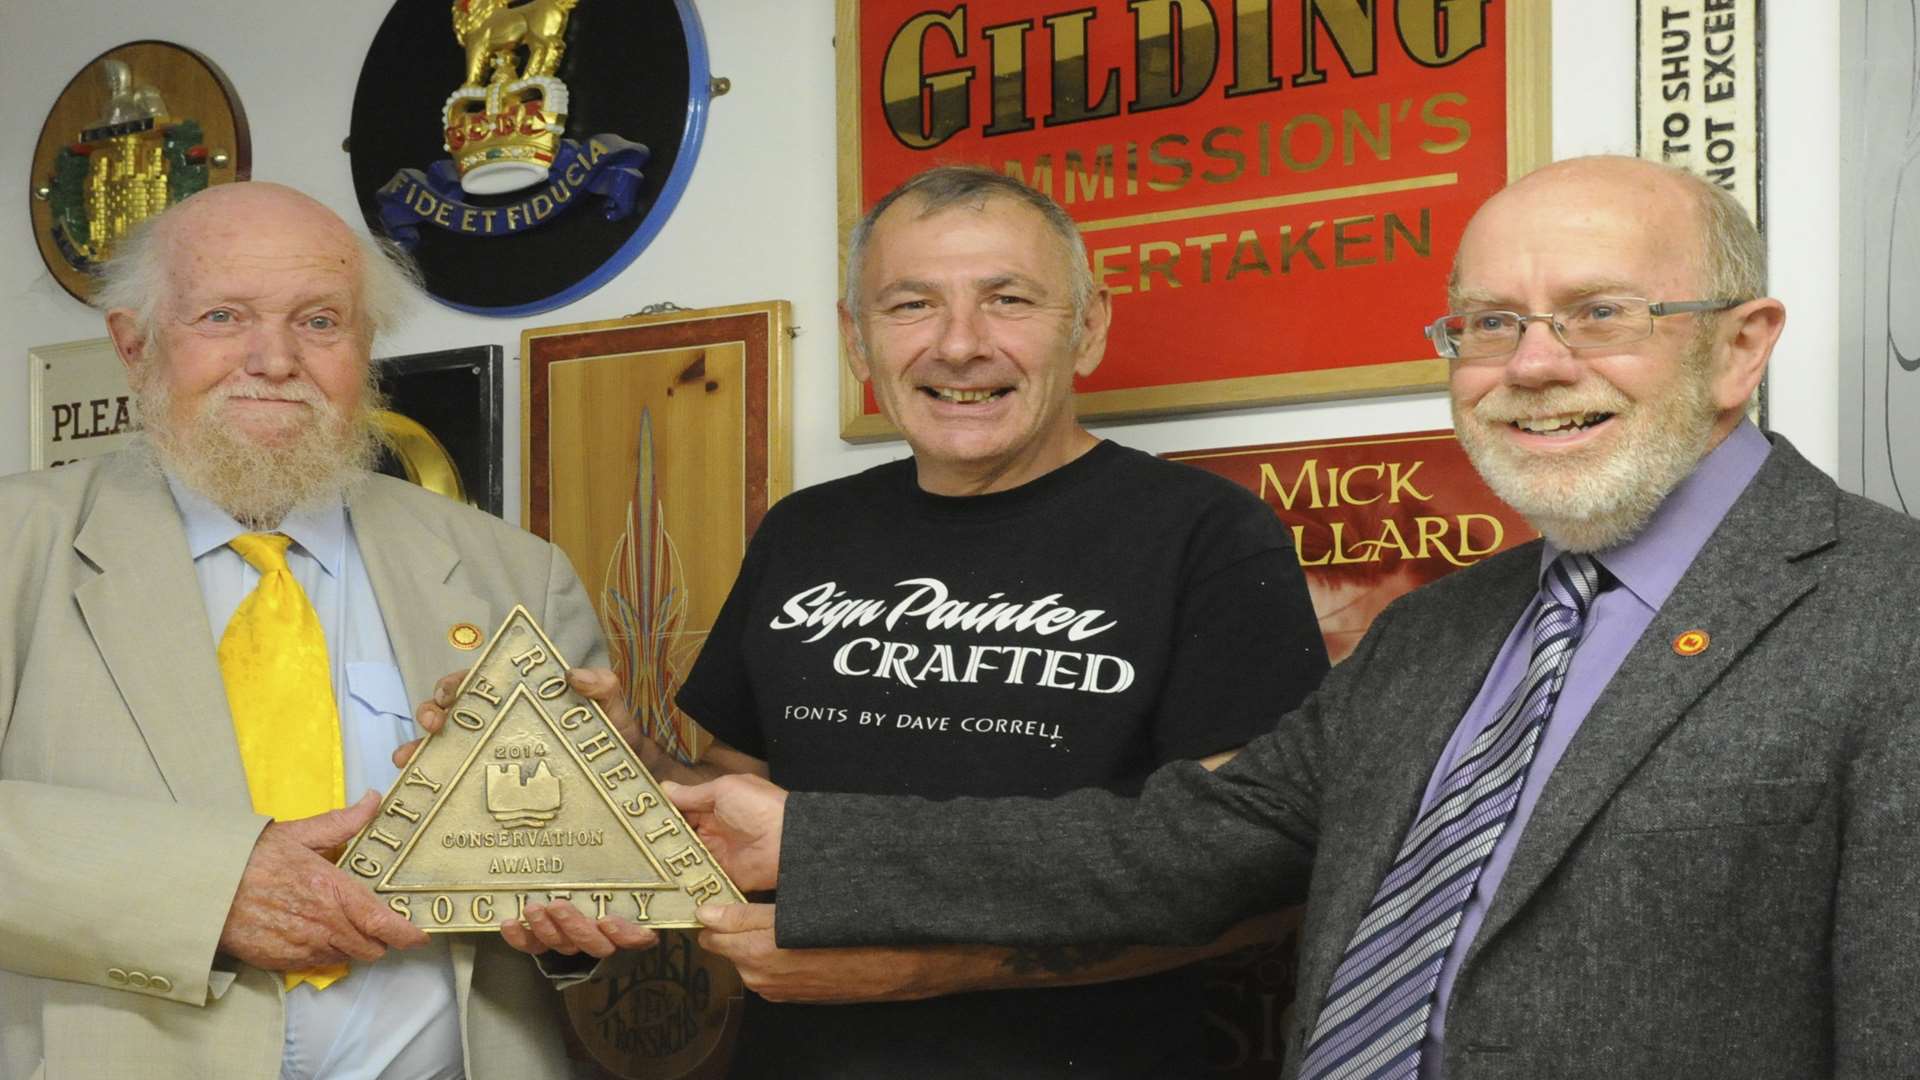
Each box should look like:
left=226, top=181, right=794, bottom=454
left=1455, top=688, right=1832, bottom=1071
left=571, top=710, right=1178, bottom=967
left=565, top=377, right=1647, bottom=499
left=127, top=971, right=151, bottom=989
left=151, top=975, right=173, bottom=993
left=107, top=968, right=128, bottom=983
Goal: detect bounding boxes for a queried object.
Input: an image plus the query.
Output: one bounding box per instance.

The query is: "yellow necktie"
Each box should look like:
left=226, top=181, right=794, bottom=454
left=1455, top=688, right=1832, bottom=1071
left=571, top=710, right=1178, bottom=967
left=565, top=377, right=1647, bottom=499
left=218, top=532, right=348, bottom=991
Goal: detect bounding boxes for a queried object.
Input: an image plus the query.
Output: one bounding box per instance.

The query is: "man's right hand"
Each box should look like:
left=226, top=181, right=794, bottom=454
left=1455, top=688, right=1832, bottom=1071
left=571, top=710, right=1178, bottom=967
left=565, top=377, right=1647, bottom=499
left=663, top=775, right=789, bottom=893
left=217, top=792, right=429, bottom=971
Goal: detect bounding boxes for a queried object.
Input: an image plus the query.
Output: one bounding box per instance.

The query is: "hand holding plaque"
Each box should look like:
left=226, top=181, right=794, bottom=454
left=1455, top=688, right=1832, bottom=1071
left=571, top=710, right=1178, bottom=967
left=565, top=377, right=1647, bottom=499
left=338, top=606, right=745, bottom=933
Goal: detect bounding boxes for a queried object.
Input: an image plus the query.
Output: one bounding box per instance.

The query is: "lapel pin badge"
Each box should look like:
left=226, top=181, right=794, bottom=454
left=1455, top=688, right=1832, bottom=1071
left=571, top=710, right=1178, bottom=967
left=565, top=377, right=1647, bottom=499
left=1672, top=629, right=1710, bottom=657
left=448, top=622, right=483, bottom=650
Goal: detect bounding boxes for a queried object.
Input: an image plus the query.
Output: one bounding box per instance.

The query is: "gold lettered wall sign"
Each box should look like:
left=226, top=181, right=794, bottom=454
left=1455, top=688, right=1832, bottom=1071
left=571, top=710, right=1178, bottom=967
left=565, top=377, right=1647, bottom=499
left=1167, top=430, right=1537, bottom=663
left=28, top=40, right=250, bottom=304
left=28, top=338, right=137, bottom=469
left=335, top=605, right=744, bottom=932
left=836, top=1, right=1551, bottom=438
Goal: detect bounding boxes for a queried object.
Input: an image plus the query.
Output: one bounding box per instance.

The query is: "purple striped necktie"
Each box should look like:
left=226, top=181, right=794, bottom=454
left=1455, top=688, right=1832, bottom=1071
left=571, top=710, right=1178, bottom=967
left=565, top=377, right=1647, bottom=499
left=1297, top=552, right=1608, bottom=1080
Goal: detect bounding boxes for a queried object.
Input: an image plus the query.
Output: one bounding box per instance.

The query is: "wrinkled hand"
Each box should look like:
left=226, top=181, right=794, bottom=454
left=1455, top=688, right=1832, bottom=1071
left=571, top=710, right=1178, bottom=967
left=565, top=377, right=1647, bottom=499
left=663, top=775, right=787, bottom=892
left=695, top=903, right=938, bottom=1003
left=394, top=666, right=643, bottom=769
left=497, top=901, right=659, bottom=959
left=218, top=793, right=429, bottom=971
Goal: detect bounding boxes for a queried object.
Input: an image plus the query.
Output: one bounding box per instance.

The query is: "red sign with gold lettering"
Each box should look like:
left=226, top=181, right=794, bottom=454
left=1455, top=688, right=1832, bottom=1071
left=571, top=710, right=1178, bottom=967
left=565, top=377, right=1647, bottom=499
left=838, top=1, right=1549, bottom=437
left=1168, top=429, right=1535, bottom=663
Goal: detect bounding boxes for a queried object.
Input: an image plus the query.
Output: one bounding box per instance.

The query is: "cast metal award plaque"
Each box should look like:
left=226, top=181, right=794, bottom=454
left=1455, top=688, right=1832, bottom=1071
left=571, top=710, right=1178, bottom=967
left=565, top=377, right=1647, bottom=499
left=337, top=605, right=744, bottom=931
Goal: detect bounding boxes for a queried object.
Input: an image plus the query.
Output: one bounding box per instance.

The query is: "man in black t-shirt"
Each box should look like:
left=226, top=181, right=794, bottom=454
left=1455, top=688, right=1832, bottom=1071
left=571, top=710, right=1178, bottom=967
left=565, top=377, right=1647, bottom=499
left=680, top=166, right=1328, bottom=1078
left=505, top=166, right=1328, bottom=1077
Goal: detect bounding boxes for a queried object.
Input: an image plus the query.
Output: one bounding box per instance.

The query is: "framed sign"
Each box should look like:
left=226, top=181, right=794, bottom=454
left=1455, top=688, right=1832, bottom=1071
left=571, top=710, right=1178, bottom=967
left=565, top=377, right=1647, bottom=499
left=1635, top=0, right=1764, bottom=231
left=373, top=345, right=505, bottom=516
left=1168, top=430, right=1534, bottom=662
left=1634, top=0, right=1765, bottom=428
left=29, top=338, right=136, bottom=469
left=1168, top=427, right=1532, bottom=1076
left=837, top=1, right=1550, bottom=439
left=522, top=301, right=793, bottom=1079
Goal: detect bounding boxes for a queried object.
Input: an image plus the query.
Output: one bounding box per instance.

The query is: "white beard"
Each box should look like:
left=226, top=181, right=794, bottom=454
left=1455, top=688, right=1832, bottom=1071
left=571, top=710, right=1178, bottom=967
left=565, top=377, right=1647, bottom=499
left=131, top=361, right=383, bottom=530
left=1453, top=353, right=1719, bottom=553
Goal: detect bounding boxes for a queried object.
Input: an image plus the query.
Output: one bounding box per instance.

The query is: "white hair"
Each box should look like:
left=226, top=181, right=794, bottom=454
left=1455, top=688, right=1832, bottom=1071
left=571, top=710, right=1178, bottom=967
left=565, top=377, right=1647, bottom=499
left=92, top=198, right=426, bottom=346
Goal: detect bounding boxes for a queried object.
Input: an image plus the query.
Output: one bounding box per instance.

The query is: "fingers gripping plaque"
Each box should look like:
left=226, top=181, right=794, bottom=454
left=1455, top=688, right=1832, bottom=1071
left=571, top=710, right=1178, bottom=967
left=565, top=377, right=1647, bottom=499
left=337, top=605, right=744, bottom=932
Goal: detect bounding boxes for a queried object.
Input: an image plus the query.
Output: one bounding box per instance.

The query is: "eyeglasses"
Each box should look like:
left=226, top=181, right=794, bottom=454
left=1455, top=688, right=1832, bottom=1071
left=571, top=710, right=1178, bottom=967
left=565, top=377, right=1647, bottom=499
left=1424, top=296, right=1745, bottom=362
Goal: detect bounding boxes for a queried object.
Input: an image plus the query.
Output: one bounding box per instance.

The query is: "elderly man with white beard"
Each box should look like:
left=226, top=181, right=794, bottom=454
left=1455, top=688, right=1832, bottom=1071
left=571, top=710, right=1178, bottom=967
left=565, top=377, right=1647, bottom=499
left=0, top=182, right=612, bottom=1080
left=665, top=155, right=1920, bottom=1079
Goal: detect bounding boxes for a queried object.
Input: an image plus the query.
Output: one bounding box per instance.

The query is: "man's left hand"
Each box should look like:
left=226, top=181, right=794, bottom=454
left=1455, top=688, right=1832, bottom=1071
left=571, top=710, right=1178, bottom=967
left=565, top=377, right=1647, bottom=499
left=499, top=900, right=658, bottom=959
left=694, top=902, right=940, bottom=1003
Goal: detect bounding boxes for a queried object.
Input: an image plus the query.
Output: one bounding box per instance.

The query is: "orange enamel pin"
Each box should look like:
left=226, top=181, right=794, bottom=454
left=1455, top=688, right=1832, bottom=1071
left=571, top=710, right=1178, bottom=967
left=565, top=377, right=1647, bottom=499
left=1672, top=630, right=1710, bottom=656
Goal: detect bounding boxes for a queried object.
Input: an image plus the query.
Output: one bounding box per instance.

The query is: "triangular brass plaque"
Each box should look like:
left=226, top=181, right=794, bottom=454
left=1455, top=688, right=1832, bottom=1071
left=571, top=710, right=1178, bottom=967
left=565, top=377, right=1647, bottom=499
left=338, top=605, right=744, bottom=932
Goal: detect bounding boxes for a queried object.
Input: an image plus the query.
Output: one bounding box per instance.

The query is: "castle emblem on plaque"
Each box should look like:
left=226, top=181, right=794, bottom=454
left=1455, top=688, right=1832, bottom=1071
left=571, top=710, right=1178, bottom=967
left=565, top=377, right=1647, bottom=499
left=45, top=61, right=211, bottom=270
left=485, top=760, right=561, bottom=827
left=485, top=734, right=560, bottom=827
left=30, top=42, right=248, bottom=303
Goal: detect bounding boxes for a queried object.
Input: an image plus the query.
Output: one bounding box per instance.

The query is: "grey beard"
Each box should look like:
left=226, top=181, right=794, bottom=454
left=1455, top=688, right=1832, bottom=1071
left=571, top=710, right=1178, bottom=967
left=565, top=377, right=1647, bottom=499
left=1495, top=418, right=1712, bottom=553
left=131, top=364, right=384, bottom=529
left=1453, top=359, right=1719, bottom=554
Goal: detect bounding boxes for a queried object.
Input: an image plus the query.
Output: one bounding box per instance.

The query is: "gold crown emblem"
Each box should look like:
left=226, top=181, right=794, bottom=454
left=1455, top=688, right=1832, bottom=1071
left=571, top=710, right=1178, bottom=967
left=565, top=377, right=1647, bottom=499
left=444, top=78, right=568, bottom=195
left=445, top=0, right=579, bottom=195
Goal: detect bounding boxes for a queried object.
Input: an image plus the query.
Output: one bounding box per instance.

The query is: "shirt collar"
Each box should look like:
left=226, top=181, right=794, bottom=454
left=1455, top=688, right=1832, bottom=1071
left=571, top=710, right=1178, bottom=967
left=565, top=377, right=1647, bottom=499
left=165, top=472, right=347, bottom=579
left=1541, top=419, right=1772, bottom=610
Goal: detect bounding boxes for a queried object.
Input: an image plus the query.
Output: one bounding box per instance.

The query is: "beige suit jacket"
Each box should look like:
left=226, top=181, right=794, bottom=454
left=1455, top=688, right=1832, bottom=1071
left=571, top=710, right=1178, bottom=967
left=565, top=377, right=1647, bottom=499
left=0, top=446, right=608, bottom=1080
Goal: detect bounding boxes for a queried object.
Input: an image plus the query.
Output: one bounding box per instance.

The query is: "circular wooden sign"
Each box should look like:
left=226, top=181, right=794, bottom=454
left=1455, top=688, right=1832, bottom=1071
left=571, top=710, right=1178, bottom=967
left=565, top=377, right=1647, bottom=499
left=562, top=930, right=744, bottom=1080
left=28, top=40, right=251, bottom=305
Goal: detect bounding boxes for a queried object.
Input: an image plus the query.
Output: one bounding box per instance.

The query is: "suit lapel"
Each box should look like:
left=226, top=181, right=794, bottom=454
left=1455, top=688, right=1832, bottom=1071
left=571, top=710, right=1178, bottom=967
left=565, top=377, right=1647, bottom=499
left=347, top=480, right=489, bottom=701
left=1466, top=438, right=1836, bottom=959
left=72, top=450, right=254, bottom=811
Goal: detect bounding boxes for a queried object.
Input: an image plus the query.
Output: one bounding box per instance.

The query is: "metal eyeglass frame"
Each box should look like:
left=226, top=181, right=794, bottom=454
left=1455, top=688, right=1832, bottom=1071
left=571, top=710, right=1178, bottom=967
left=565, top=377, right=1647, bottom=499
left=1424, top=297, right=1746, bottom=361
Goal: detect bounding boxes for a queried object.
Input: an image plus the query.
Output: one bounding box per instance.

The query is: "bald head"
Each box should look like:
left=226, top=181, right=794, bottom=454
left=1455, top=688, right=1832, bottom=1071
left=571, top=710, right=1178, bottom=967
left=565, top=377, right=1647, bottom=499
left=94, top=181, right=420, bottom=351
left=1451, top=155, right=1765, bottom=308
left=1442, top=154, right=1784, bottom=553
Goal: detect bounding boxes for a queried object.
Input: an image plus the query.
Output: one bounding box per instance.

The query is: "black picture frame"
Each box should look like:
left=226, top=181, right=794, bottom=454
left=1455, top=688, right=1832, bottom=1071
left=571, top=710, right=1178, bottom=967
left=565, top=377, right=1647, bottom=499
left=374, top=344, right=504, bottom=517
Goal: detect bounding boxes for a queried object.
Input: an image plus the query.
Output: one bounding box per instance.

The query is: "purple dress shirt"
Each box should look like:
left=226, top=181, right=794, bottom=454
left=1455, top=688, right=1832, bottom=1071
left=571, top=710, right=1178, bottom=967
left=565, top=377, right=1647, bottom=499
left=1414, top=421, right=1772, bottom=1078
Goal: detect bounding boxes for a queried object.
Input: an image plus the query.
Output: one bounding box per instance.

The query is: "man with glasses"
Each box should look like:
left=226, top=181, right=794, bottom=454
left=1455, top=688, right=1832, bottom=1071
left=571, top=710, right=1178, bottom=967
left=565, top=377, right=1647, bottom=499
left=667, top=155, right=1920, bottom=1078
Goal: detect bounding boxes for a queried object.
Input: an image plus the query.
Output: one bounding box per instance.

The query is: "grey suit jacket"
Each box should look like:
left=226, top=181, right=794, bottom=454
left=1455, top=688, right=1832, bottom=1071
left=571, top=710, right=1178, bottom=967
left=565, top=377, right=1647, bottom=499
left=775, top=435, right=1920, bottom=1078
left=0, top=446, right=608, bottom=1080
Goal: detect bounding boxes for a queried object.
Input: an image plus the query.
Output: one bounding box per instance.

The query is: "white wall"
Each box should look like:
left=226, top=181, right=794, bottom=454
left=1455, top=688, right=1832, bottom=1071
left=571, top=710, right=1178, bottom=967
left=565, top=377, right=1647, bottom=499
left=0, top=1, right=1840, bottom=505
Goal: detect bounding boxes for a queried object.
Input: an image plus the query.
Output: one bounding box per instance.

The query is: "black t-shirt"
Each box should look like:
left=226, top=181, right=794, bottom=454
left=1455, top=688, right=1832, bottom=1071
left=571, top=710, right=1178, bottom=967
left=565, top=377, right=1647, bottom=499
left=677, top=440, right=1329, bottom=1078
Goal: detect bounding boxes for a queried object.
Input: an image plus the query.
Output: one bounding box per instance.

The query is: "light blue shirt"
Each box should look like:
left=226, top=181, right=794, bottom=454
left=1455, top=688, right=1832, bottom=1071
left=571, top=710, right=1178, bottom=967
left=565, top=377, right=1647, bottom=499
left=168, top=477, right=463, bottom=1080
